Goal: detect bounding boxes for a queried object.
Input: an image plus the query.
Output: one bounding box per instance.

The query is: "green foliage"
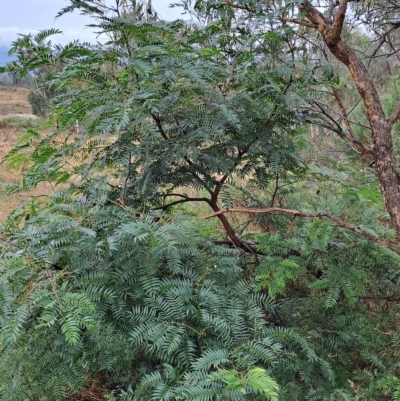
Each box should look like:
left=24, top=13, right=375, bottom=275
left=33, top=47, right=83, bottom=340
left=28, top=89, right=52, bottom=117
left=0, top=116, right=38, bottom=128
left=1, top=1, right=400, bottom=401
left=0, top=194, right=287, bottom=400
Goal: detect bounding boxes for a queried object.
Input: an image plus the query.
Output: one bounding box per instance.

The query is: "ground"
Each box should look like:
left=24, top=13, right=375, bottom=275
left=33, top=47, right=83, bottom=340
left=0, top=85, right=52, bottom=221
left=0, top=85, right=35, bottom=117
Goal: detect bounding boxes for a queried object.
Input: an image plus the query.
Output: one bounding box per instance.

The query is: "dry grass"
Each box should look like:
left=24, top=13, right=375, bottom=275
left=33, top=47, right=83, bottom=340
left=67, top=376, right=107, bottom=401
left=0, top=85, right=35, bottom=117
left=0, top=85, right=53, bottom=221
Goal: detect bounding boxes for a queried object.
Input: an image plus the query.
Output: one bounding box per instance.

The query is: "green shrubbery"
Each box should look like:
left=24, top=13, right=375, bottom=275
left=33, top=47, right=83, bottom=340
left=1, top=1, right=400, bottom=400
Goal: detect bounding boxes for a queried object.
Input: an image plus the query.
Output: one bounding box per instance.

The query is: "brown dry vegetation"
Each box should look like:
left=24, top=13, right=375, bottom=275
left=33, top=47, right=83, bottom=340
left=0, top=85, right=34, bottom=117
left=0, top=85, right=53, bottom=221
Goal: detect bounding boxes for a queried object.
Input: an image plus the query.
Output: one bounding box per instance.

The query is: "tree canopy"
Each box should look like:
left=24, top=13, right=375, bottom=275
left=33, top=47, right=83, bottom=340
left=1, top=1, right=400, bottom=400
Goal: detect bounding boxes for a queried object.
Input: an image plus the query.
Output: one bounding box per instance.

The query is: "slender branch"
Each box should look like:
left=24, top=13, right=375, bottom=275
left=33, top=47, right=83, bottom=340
left=151, top=113, right=213, bottom=194
left=309, top=99, right=373, bottom=157
left=121, top=152, right=132, bottom=204
left=332, top=88, right=357, bottom=140
left=360, top=294, right=400, bottom=302
left=152, top=197, right=210, bottom=211
left=311, top=119, right=373, bottom=158
left=213, top=240, right=236, bottom=246
left=366, top=23, right=400, bottom=64
left=151, top=113, right=169, bottom=141
left=270, top=173, right=280, bottom=207
left=203, top=207, right=400, bottom=255
left=280, top=18, right=318, bottom=28
left=153, top=193, right=192, bottom=199
left=211, top=149, right=247, bottom=205
left=107, top=198, right=143, bottom=216
left=388, top=99, right=400, bottom=127
left=313, top=99, right=371, bottom=130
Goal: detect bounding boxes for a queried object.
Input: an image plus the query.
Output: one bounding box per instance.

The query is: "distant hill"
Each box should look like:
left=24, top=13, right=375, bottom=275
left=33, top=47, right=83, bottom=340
left=0, top=46, right=16, bottom=67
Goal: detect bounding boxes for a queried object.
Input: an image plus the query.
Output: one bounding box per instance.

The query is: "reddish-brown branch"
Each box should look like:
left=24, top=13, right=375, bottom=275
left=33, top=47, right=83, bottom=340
left=151, top=113, right=169, bottom=141
left=280, top=18, right=317, bottom=28
left=297, top=1, right=400, bottom=237
left=211, top=175, right=229, bottom=207
left=203, top=207, right=400, bottom=255
left=270, top=173, right=280, bottom=207
left=208, top=203, right=259, bottom=254
left=328, top=0, right=348, bottom=45
left=211, top=149, right=247, bottom=205
left=388, top=100, right=400, bottom=127
left=153, top=197, right=210, bottom=211
left=209, top=203, right=241, bottom=248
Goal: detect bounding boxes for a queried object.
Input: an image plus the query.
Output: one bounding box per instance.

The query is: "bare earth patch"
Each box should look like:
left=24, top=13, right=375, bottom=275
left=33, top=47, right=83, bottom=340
left=0, top=85, right=32, bottom=116
left=0, top=85, right=53, bottom=222
left=0, top=113, right=38, bottom=120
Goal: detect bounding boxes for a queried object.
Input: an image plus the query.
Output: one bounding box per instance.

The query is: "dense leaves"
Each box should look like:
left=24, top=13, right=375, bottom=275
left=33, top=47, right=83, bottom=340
left=1, top=1, right=400, bottom=400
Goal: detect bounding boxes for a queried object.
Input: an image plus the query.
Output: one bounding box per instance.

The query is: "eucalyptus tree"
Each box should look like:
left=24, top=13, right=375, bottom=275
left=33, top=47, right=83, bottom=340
left=189, top=0, right=400, bottom=246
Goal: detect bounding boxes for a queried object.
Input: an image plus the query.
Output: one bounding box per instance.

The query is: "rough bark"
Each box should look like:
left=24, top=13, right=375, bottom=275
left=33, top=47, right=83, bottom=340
left=299, top=0, right=400, bottom=236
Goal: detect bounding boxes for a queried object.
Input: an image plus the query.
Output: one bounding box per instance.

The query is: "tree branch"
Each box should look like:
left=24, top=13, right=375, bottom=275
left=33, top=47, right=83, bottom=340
left=203, top=207, right=400, bottom=255
left=388, top=99, right=400, bottom=127
left=311, top=119, right=373, bottom=158
left=360, top=294, right=400, bottom=302
left=332, top=88, right=357, bottom=140
left=151, top=114, right=213, bottom=194
left=152, top=197, right=210, bottom=211
left=151, top=113, right=169, bottom=141
left=280, top=18, right=318, bottom=28
left=270, top=173, right=280, bottom=207
left=328, top=0, right=348, bottom=45
left=211, top=149, right=247, bottom=206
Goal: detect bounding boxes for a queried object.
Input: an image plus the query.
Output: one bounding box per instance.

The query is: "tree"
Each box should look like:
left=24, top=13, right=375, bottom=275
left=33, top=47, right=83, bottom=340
left=197, top=0, right=400, bottom=242
left=298, top=0, right=400, bottom=237
left=1, top=1, right=400, bottom=400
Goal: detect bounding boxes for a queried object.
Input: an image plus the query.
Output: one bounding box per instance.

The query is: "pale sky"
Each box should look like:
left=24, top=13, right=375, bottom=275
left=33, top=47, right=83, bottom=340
left=0, top=0, right=185, bottom=48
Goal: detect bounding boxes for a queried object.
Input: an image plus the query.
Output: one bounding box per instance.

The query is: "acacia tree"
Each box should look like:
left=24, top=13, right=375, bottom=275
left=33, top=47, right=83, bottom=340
left=1, top=0, right=313, bottom=255
left=2, top=1, right=400, bottom=401
left=198, top=0, right=400, bottom=238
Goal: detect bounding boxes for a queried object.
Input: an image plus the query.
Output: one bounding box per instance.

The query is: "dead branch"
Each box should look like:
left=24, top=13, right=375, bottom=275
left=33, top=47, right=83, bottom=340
left=203, top=207, right=400, bottom=255
left=152, top=197, right=210, bottom=210
left=314, top=120, right=373, bottom=158
left=388, top=99, right=400, bottom=127
left=280, top=18, right=318, bottom=28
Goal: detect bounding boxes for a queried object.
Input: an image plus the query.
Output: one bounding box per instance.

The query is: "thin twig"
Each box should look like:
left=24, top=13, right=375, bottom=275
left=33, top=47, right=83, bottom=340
left=270, top=173, right=280, bottom=207
left=388, top=99, right=400, bottom=127
left=152, top=197, right=210, bottom=211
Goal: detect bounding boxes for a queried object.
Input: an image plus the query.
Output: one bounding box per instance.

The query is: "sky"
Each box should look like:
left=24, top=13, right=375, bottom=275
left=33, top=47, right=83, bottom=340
left=0, top=0, right=185, bottom=48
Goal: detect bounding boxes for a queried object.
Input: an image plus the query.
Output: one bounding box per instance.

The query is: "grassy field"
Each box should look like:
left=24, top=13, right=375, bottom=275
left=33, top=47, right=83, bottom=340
left=0, top=85, right=53, bottom=221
